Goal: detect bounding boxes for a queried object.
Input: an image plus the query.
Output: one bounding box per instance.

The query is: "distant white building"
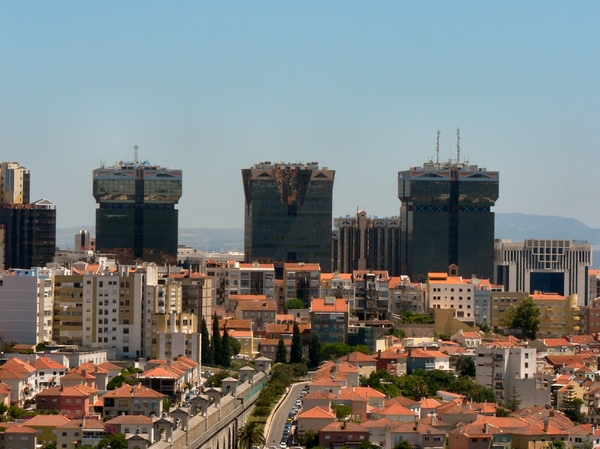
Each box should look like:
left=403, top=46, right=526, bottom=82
left=494, top=239, right=592, bottom=306
left=0, top=268, right=54, bottom=344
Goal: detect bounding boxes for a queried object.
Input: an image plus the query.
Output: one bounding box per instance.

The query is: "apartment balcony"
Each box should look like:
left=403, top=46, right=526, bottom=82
left=573, top=316, right=581, bottom=321
left=572, top=306, right=581, bottom=312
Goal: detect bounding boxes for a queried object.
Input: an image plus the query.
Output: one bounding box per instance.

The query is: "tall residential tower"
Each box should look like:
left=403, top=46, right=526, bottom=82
left=93, top=150, right=182, bottom=264
left=399, top=141, right=499, bottom=281
left=242, top=161, right=335, bottom=272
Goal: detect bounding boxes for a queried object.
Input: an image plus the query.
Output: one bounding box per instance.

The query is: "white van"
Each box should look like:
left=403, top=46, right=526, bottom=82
left=236, top=354, right=251, bottom=361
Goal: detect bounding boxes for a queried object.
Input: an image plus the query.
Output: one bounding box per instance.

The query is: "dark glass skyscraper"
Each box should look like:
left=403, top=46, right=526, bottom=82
left=242, top=161, right=335, bottom=272
left=93, top=154, right=182, bottom=264
left=399, top=159, right=499, bottom=282
left=0, top=162, right=56, bottom=270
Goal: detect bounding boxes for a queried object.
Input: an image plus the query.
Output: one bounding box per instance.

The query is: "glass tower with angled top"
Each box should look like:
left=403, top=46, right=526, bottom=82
left=242, top=161, right=335, bottom=273
left=93, top=150, right=182, bottom=264
left=399, top=157, right=499, bottom=282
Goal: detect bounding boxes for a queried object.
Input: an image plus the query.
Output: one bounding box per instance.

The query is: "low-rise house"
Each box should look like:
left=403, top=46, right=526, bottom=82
left=0, top=358, right=38, bottom=404
left=33, top=357, right=67, bottom=389
left=0, top=381, right=11, bottom=406
left=60, top=370, right=96, bottom=389
left=297, top=406, right=336, bottom=433
left=375, top=349, right=407, bottom=375
left=333, top=390, right=368, bottom=422
left=372, top=402, right=416, bottom=422
left=36, top=384, right=99, bottom=417
left=451, top=330, right=482, bottom=349
left=4, top=426, right=38, bottom=449
left=530, top=338, right=576, bottom=356
left=105, top=415, right=154, bottom=441
left=435, top=399, right=496, bottom=426
left=302, top=391, right=332, bottom=411
left=22, top=414, right=71, bottom=447
left=139, top=365, right=185, bottom=396
left=386, top=396, right=421, bottom=419
left=385, top=421, right=446, bottom=449
left=102, top=384, right=165, bottom=418
left=406, top=349, right=450, bottom=373
left=361, top=418, right=395, bottom=446
left=54, top=418, right=107, bottom=449
left=340, top=352, right=378, bottom=378
left=318, top=421, right=370, bottom=448
left=234, top=299, right=278, bottom=330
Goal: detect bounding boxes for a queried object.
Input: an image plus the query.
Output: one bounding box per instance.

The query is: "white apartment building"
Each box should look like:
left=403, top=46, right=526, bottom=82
left=427, top=271, right=475, bottom=324
left=0, top=268, right=54, bottom=344
left=475, top=345, right=550, bottom=407
left=494, top=239, right=592, bottom=306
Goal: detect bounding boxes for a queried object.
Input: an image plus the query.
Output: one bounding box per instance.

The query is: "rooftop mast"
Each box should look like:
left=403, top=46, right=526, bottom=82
left=436, top=130, right=440, bottom=164
left=456, top=127, right=461, bottom=164
left=134, top=145, right=138, bottom=164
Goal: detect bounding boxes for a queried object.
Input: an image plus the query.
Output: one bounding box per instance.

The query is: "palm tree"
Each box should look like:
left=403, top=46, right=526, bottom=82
left=237, top=421, right=266, bottom=449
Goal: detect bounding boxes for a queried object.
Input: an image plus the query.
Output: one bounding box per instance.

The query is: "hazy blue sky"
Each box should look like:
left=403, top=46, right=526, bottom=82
left=2, top=1, right=600, bottom=230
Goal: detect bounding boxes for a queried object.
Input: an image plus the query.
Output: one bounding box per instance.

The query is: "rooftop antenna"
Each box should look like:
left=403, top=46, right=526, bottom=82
left=456, top=127, right=461, bottom=164
left=436, top=130, right=440, bottom=164
left=134, top=144, right=139, bottom=164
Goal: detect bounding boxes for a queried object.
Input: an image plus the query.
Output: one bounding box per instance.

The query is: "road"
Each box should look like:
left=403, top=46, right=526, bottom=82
left=265, top=382, right=307, bottom=448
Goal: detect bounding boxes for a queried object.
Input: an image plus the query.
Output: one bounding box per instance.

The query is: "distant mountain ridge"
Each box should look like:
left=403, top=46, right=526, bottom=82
left=56, top=213, right=600, bottom=254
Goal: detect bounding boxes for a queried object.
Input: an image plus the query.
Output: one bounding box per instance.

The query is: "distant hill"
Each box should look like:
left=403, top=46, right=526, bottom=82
left=495, top=213, right=600, bottom=244
left=56, top=213, right=600, bottom=262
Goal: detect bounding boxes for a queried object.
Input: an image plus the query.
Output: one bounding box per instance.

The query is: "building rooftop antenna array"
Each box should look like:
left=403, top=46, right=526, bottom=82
left=134, top=144, right=139, bottom=164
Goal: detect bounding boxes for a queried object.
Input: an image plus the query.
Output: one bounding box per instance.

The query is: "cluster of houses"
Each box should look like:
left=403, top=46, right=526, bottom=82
left=0, top=353, right=218, bottom=449
left=296, top=331, right=600, bottom=449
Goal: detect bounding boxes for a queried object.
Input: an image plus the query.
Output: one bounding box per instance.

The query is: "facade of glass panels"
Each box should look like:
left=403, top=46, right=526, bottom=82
left=93, top=160, right=182, bottom=264
left=242, top=162, right=334, bottom=272
left=399, top=162, right=499, bottom=282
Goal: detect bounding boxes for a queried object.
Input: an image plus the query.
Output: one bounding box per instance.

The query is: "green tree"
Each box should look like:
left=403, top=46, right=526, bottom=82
left=297, top=429, right=319, bottom=448
left=308, top=331, right=322, bottom=368
left=495, top=407, right=511, bottom=417
left=290, top=322, right=303, bottom=364
left=454, top=355, right=476, bottom=377
left=276, top=337, right=288, bottom=363
left=560, top=396, right=585, bottom=424
left=222, top=325, right=231, bottom=367
left=252, top=406, right=271, bottom=422
left=237, top=421, right=266, bottom=449
left=212, top=313, right=223, bottom=365
left=97, top=433, right=128, bottom=449
left=581, top=438, right=594, bottom=449
left=331, top=402, right=353, bottom=421
left=358, top=443, right=380, bottom=449
left=501, top=298, right=541, bottom=340
left=229, top=336, right=241, bottom=357
left=0, top=403, right=7, bottom=415
left=201, top=317, right=212, bottom=364
left=547, top=440, right=566, bottom=449
left=393, top=441, right=413, bottom=449
left=286, top=299, right=306, bottom=310
left=506, top=386, right=522, bottom=412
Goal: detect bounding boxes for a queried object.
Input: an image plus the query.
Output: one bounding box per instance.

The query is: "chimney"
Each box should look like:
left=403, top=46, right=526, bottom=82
left=378, top=349, right=382, bottom=358
left=432, top=414, right=437, bottom=426
left=462, top=399, right=467, bottom=413
left=414, top=422, right=419, bottom=432
left=484, top=423, right=489, bottom=433
left=82, top=370, right=87, bottom=377
left=543, top=415, right=549, bottom=432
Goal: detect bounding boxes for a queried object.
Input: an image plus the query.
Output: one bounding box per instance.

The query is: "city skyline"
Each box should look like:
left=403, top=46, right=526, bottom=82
left=2, top=2, right=600, bottom=230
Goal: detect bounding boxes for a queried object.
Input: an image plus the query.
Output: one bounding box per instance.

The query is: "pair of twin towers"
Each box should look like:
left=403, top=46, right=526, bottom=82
left=242, top=157, right=499, bottom=281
